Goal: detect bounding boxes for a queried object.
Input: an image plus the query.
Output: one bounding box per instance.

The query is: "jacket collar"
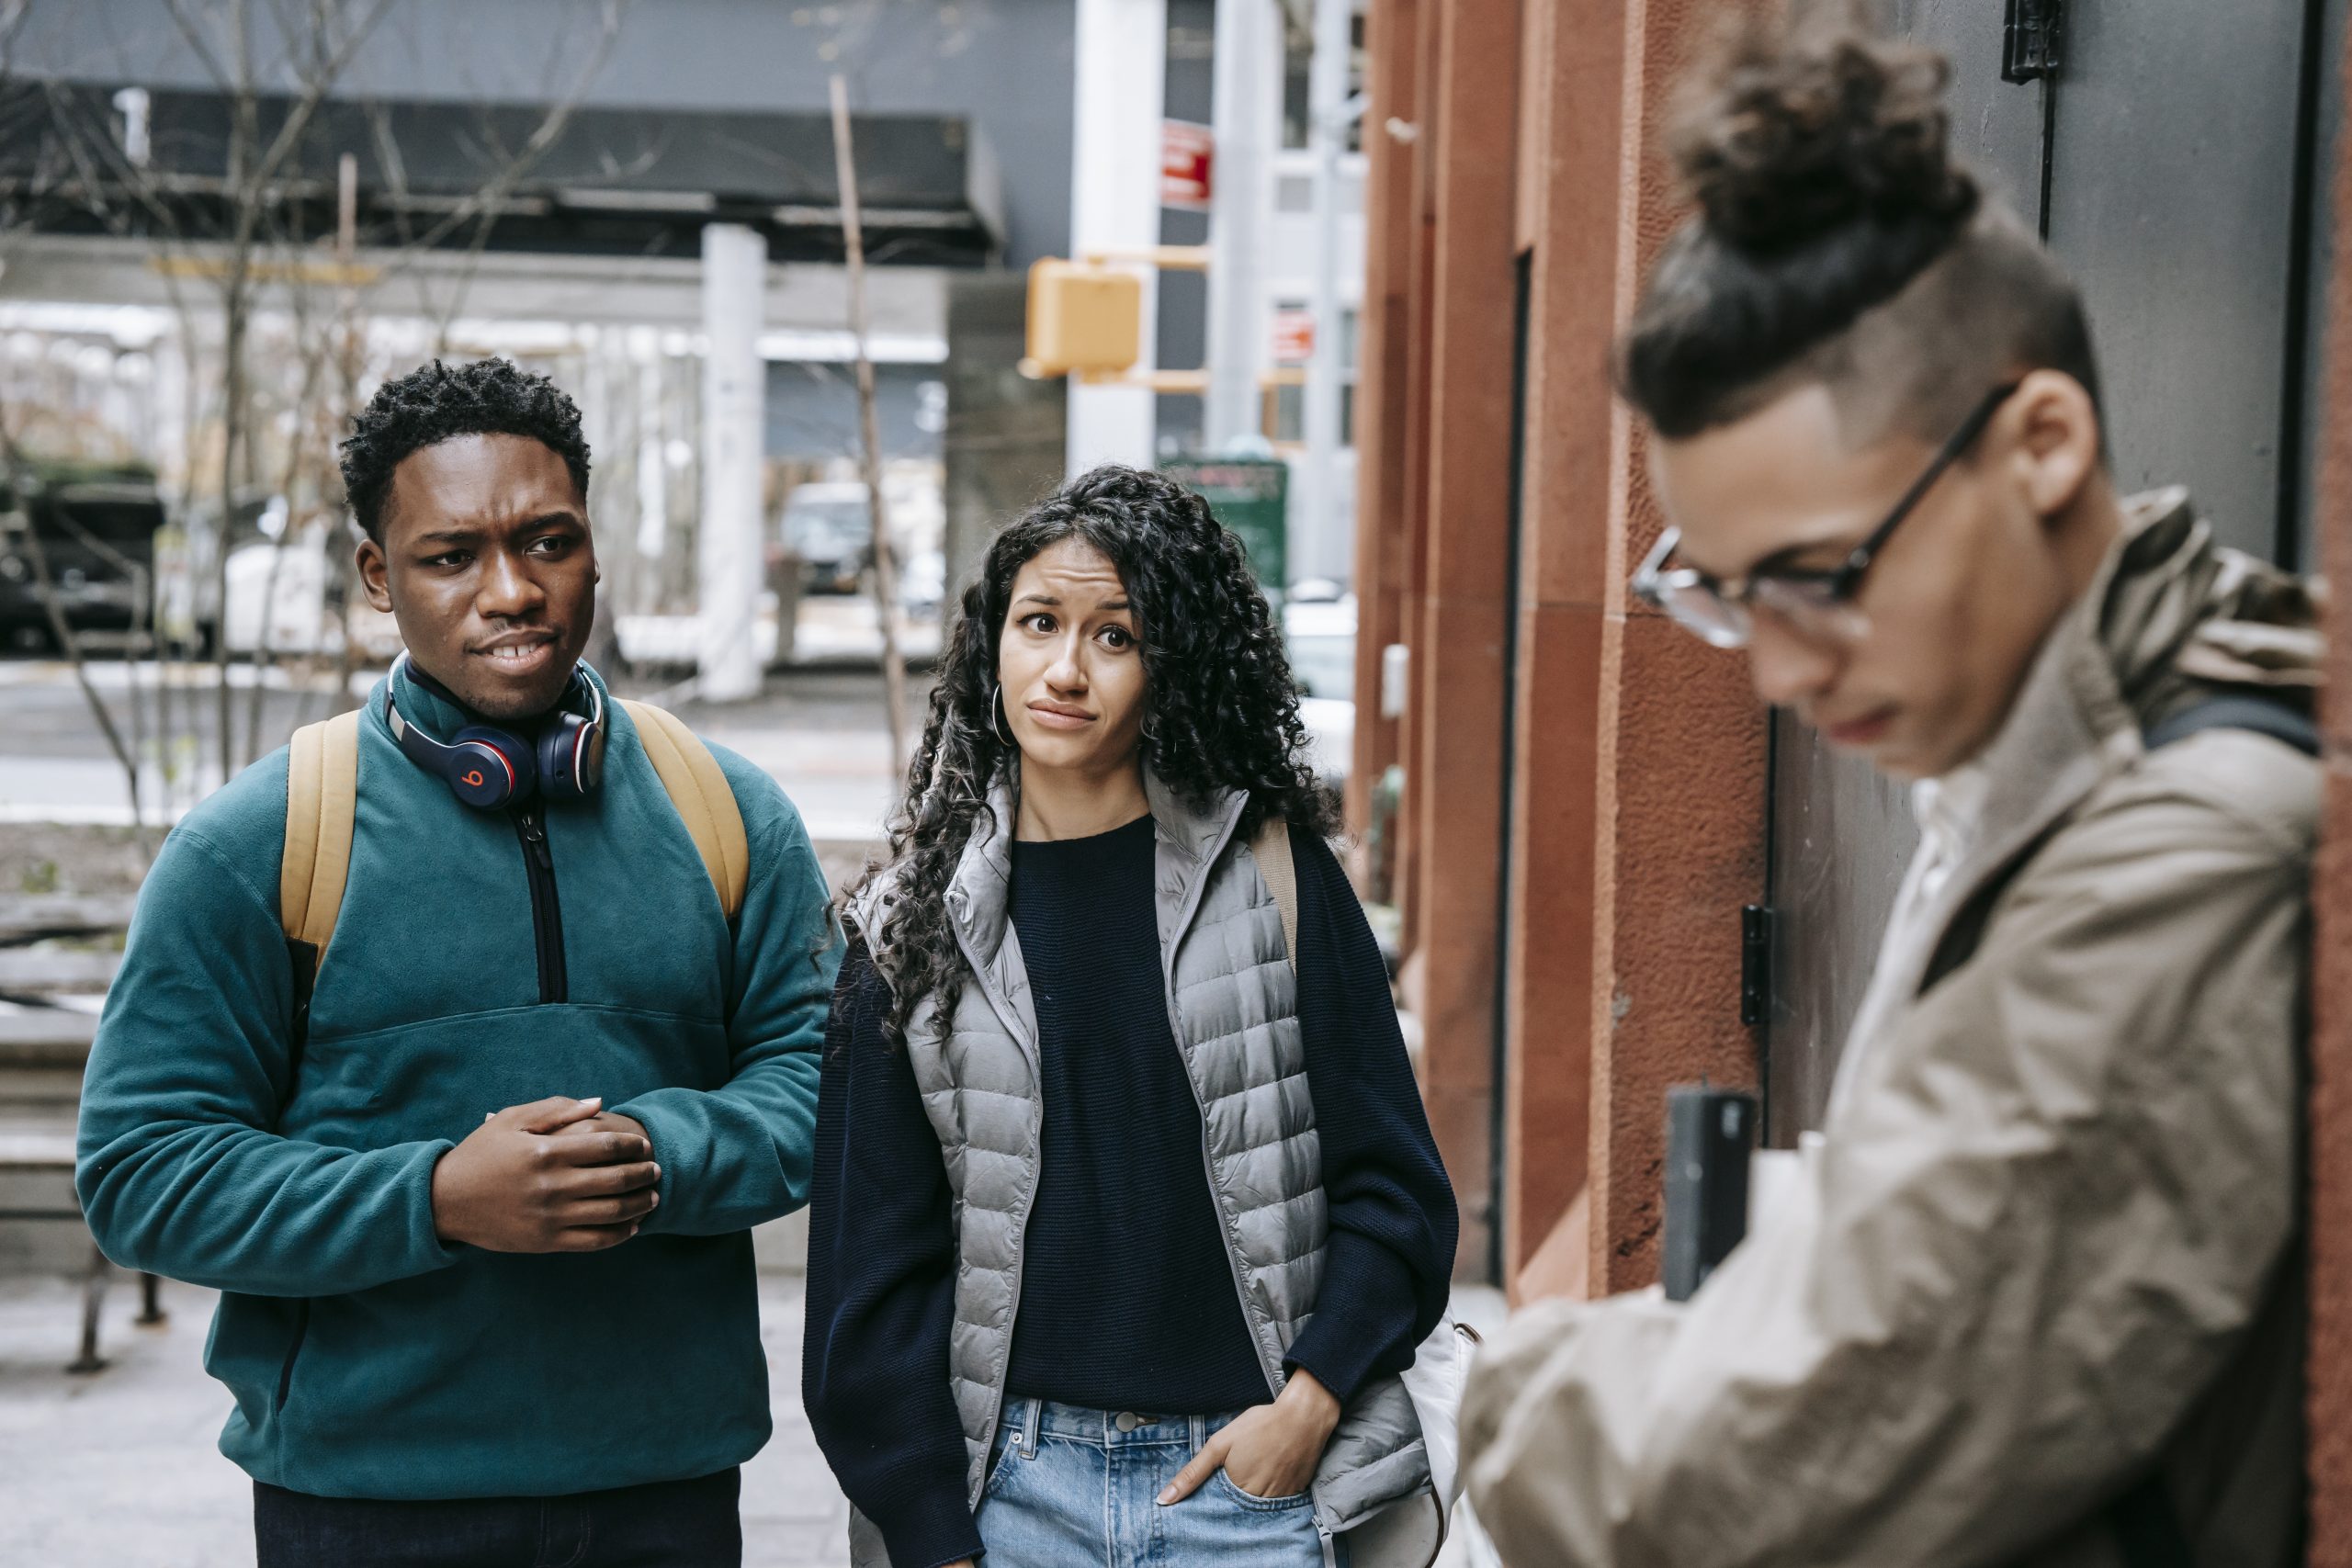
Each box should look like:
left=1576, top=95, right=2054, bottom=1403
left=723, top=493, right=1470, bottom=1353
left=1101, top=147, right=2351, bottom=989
left=873, top=761, right=1249, bottom=1056
left=1909, top=488, right=2313, bottom=986
left=371, top=655, right=607, bottom=744
left=941, top=761, right=1248, bottom=947
left=1827, top=492, right=2230, bottom=1113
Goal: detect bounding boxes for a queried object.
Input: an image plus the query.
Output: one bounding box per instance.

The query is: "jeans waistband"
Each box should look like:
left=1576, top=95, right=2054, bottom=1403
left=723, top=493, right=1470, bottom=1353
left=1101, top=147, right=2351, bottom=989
left=999, top=1397, right=1247, bottom=1451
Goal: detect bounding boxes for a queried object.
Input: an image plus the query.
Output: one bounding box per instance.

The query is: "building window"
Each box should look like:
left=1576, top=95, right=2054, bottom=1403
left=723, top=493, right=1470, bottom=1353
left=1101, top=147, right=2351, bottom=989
left=1281, top=3, right=1367, bottom=153
left=1260, top=303, right=1360, bottom=448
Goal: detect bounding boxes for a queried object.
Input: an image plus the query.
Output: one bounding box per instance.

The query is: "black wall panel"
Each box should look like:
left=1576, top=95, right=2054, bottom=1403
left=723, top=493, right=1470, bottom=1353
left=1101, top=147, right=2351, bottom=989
left=1762, top=0, right=2337, bottom=1140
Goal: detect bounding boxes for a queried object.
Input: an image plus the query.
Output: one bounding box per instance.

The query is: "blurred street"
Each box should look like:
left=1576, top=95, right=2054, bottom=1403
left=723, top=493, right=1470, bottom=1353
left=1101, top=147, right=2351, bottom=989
left=0, top=654, right=927, bottom=854
left=0, top=0, right=2343, bottom=1556
left=0, top=1274, right=854, bottom=1568
left=0, top=1270, right=1507, bottom=1566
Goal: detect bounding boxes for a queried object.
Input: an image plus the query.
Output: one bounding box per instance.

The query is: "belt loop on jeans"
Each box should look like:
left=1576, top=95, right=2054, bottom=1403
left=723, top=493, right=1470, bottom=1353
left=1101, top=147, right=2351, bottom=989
left=1018, top=1399, right=1038, bottom=1460
left=1189, top=1412, right=1207, bottom=1457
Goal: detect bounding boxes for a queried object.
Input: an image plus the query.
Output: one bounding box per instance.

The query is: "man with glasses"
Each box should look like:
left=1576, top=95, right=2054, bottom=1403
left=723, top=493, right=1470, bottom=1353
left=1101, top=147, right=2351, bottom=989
left=1458, top=19, right=2319, bottom=1568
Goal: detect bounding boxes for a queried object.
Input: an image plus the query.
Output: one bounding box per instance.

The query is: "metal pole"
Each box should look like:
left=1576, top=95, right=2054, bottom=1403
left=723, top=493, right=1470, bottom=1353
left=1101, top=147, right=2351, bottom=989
left=1302, top=0, right=1351, bottom=588
left=1205, top=0, right=1272, bottom=451
left=1067, top=0, right=1169, bottom=474
left=331, top=152, right=364, bottom=715
left=831, top=74, right=910, bottom=786
left=696, top=223, right=766, bottom=703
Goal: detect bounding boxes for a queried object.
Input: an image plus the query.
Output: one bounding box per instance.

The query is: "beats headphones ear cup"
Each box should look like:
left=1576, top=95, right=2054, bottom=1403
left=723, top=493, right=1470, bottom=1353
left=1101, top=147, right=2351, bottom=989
left=446, top=727, right=535, bottom=809
left=531, top=667, right=607, bottom=803
left=385, top=651, right=603, bottom=811
left=577, top=717, right=605, bottom=794
left=534, top=712, right=602, bottom=802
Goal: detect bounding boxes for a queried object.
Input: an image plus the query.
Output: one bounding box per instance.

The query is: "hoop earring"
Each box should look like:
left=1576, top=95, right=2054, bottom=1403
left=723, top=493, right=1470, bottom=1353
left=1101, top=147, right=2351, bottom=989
left=988, top=682, right=1018, bottom=747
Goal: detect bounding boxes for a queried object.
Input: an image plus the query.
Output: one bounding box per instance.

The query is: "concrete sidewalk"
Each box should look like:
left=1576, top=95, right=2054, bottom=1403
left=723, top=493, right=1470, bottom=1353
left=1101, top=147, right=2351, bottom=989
left=0, top=1271, right=853, bottom=1567
left=0, top=1269, right=1509, bottom=1566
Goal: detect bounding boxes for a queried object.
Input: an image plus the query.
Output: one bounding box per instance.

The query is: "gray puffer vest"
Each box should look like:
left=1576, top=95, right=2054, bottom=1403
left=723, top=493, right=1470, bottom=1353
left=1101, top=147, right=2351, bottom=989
left=843, top=768, right=1434, bottom=1566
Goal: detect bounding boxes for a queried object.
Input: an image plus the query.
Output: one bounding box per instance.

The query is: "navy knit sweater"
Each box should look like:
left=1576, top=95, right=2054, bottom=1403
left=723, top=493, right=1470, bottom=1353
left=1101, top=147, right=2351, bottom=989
left=803, top=818, right=1457, bottom=1568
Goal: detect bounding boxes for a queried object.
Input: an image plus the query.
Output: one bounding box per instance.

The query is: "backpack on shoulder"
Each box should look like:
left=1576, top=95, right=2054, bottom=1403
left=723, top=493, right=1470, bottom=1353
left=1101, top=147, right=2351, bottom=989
left=1250, top=818, right=1476, bottom=1567
left=277, top=700, right=746, bottom=1041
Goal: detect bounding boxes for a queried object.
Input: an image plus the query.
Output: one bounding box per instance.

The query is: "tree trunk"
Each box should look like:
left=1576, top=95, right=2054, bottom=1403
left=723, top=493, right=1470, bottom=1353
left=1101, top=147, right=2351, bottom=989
left=831, top=75, right=909, bottom=787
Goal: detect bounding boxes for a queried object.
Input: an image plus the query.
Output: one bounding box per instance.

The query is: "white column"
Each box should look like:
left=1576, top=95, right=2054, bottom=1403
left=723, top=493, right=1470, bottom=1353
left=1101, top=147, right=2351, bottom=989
left=1204, top=0, right=1277, bottom=452
left=1300, top=0, right=1351, bottom=589
left=697, top=222, right=766, bottom=702
left=1067, top=0, right=1168, bottom=475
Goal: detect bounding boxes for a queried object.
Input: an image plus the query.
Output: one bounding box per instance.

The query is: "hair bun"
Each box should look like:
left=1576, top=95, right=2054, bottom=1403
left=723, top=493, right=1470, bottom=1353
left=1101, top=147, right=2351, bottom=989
left=1671, top=16, right=1977, bottom=256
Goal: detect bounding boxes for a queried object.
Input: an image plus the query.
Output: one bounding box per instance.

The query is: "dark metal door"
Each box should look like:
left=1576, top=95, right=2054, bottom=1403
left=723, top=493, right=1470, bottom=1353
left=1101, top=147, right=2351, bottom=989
left=2042, top=0, right=2322, bottom=561
left=1761, top=0, right=2336, bottom=1141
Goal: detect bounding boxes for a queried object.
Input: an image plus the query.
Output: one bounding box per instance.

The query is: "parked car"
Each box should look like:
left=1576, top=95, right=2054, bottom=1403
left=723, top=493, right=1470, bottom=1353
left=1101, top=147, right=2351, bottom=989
left=778, top=481, right=876, bottom=593
left=156, top=494, right=397, bottom=660
left=1285, top=592, right=1357, bottom=789
left=898, top=546, right=946, bottom=620
left=157, top=491, right=277, bottom=656
left=0, top=468, right=164, bottom=653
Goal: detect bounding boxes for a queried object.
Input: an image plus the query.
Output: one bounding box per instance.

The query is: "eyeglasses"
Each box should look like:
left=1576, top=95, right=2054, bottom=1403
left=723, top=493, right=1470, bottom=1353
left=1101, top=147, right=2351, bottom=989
left=1633, top=381, right=2020, bottom=650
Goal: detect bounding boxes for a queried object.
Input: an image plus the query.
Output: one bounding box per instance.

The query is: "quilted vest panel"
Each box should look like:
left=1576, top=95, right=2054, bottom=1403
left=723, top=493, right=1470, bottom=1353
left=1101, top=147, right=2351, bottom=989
left=850, top=771, right=1430, bottom=1564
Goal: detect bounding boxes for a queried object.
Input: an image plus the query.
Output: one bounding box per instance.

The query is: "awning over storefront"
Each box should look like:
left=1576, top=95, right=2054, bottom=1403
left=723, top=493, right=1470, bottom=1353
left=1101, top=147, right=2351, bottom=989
left=0, top=82, right=1003, bottom=267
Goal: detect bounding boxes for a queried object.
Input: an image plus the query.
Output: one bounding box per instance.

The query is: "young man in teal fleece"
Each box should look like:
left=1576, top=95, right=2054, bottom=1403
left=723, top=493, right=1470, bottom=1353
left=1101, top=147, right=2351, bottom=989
left=75, top=358, right=842, bottom=1568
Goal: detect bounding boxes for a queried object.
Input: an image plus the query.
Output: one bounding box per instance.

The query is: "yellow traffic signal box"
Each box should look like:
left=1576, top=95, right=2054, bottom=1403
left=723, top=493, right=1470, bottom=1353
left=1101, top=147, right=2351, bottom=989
left=1022, top=258, right=1142, bottom=378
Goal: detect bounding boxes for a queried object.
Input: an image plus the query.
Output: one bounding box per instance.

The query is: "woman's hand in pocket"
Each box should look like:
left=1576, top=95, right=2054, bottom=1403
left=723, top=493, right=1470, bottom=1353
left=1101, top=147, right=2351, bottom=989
left=1159, top=1368, right=1343, bottom=1505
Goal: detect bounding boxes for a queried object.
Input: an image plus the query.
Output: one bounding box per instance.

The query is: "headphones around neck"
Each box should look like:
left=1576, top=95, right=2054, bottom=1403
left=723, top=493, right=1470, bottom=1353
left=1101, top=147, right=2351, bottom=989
left=385, top=651, right=606, bottom=811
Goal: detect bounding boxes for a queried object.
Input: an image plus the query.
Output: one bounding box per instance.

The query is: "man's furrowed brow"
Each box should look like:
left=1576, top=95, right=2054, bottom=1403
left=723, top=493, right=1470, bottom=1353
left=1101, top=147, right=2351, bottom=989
left=415, top=510, right=581, bottom=545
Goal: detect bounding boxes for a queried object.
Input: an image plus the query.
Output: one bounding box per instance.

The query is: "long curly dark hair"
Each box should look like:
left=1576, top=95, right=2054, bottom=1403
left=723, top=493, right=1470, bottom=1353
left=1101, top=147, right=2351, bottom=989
left=854, top=463, right=1336, bottom=1043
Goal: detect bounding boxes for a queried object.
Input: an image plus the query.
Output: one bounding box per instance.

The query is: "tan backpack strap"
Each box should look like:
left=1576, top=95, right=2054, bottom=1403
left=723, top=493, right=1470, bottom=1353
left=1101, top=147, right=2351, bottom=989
left=280, top=709, right=361, bottom=963
left=1252, top=815, right=1299, bottom=970
left=621, top=699, right=751, bottom=921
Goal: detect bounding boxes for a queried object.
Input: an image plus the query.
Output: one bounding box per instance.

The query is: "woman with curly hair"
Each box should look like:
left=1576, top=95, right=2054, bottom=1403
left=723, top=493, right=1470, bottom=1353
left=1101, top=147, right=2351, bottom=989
left=802, top=465, right=1457, bottom=1568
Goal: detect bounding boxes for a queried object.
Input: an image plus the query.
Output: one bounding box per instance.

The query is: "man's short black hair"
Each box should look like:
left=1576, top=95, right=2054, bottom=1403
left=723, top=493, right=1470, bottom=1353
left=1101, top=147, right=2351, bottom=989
left=340, top=357, right=592, bottom=542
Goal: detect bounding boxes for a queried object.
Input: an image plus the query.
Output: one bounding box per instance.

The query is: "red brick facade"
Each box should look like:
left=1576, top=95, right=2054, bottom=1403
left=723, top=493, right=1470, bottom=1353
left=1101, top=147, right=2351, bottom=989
left=1355, top=4, right=2352, bottom=1553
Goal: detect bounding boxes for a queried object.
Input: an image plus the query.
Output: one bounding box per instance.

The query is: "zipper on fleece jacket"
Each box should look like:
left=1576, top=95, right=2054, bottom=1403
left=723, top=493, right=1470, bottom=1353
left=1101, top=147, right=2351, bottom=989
left=510, top=801, right=567, bottom=1003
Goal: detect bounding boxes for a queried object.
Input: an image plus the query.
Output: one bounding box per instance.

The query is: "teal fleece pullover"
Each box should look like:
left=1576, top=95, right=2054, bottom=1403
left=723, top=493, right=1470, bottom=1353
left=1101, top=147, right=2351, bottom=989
left=75, top=663, right=842, bottom=1500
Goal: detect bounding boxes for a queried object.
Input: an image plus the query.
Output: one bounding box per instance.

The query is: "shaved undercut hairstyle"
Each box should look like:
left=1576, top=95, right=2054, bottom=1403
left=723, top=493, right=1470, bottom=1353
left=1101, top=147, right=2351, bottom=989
left=340, top=357, right=593, bottom=543
left=1619, top=6, right=2100, bottom=447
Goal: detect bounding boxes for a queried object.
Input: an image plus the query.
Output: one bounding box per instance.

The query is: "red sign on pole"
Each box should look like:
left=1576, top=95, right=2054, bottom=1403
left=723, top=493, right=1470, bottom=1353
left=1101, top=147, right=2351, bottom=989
left=1161, top=120, right=1214, bottom=210
left=1272, top=308, right=1316, bottom=365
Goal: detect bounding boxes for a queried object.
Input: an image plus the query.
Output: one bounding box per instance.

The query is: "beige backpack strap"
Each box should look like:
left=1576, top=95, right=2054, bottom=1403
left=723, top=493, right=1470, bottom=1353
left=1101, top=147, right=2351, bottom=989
left=280, top=708, right=362, bottom=964
left=621, top=699, right=751, bottom=920
left=1252, top=815, right=1299, bottom=969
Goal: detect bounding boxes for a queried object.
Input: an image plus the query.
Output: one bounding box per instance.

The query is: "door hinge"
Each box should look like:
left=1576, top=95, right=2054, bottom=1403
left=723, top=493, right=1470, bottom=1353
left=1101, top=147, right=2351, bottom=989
left=2001, top=0, right=2063, bottom=84
left=1740, top=905, right=1774, bottom=1028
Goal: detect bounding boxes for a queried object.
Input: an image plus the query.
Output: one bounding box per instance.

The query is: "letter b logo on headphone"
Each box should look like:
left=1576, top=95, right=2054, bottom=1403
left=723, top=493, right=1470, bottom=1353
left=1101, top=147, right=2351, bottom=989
left=446, top=739, right=517, bottom=809
left=387, top=651, right=606, bottom=811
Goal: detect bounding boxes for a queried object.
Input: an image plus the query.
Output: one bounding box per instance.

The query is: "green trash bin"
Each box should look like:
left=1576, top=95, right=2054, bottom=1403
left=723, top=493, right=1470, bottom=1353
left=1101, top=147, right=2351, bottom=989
left=1161, top=457, right=1289, bottom=597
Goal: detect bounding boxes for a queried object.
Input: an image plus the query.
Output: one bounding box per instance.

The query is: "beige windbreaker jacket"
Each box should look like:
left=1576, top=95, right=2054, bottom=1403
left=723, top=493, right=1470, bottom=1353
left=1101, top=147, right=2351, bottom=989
left=1460, top=492, right=2322, bottom=1568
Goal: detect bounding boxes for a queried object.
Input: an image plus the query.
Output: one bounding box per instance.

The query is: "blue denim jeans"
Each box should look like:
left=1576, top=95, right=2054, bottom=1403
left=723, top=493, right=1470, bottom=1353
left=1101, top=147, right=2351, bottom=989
left=978, top=1397, right=1342, bottom=1568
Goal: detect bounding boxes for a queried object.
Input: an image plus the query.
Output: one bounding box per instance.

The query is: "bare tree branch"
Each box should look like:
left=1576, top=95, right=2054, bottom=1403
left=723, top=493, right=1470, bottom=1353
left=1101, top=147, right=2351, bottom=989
left=158, top=0, right=241, bottom=99
left=425, top=0, right=626, bottom=344
left=0, top=424, right=150, bottom=838
left=246, top=0, right=398, bottom=200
